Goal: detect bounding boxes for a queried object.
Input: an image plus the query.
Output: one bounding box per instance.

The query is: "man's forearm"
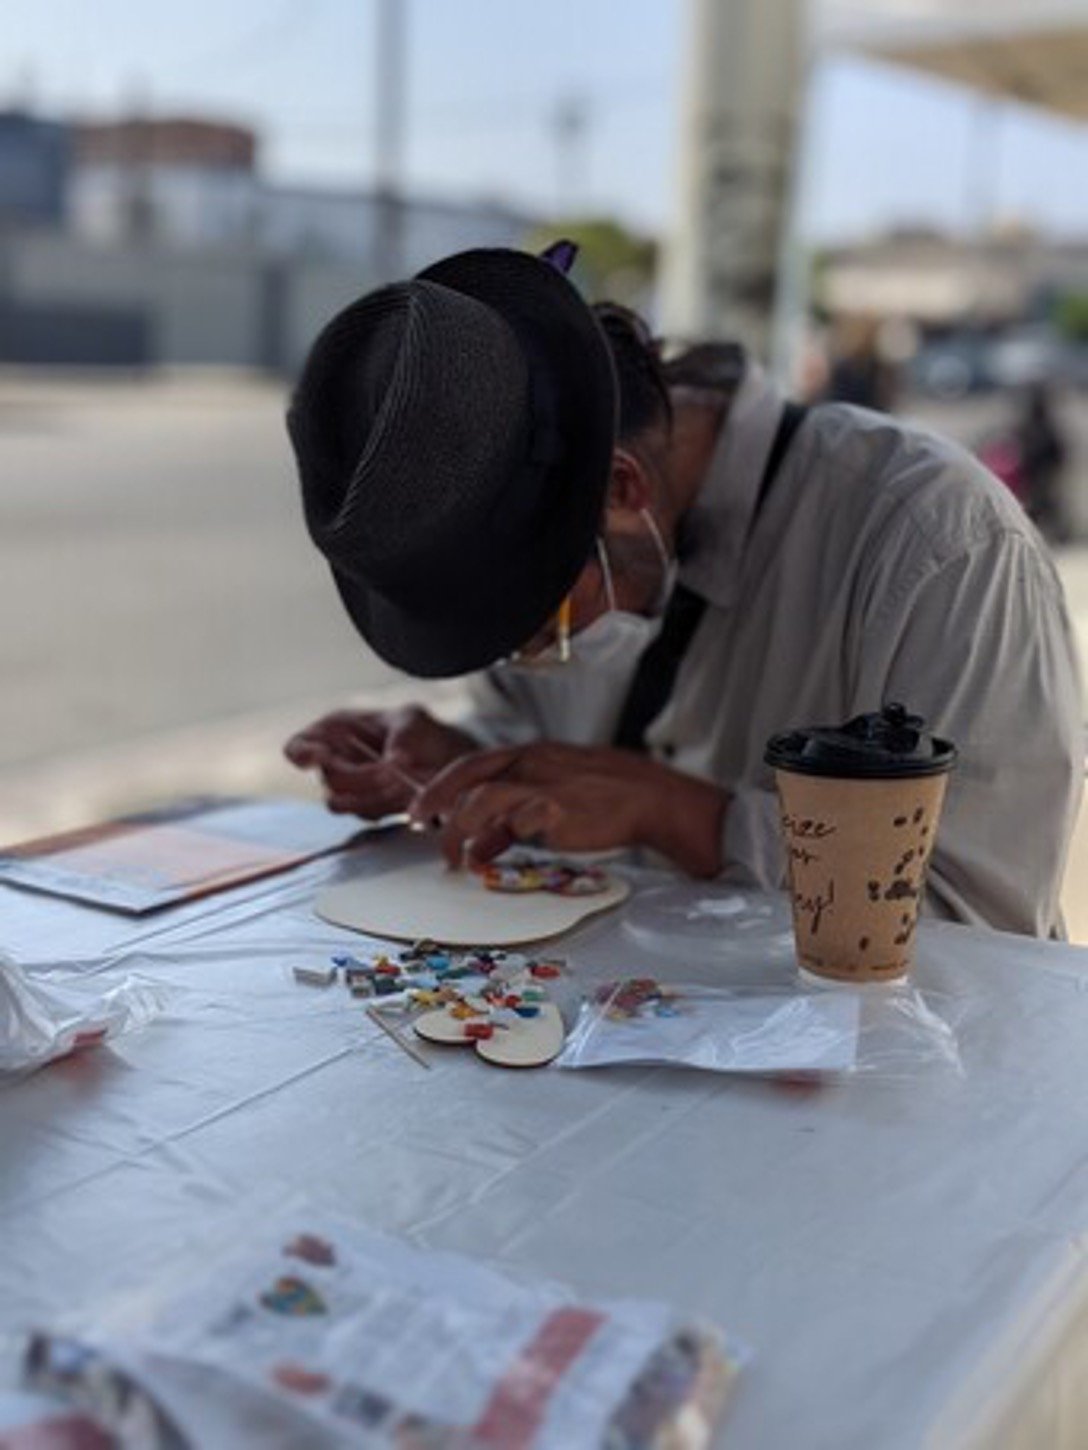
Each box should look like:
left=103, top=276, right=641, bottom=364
left=636, top=765, right=729, bottom=878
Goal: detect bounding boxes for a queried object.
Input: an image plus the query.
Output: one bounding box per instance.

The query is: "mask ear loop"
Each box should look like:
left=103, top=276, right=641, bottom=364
left=595, top=536, right=618, bottom=613
left=639, top=506, right=678, bottom=614
left=639, top=506, right=671, bottom=573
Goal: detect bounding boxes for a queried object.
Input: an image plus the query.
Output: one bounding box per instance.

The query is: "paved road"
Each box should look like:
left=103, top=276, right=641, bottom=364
left=1, top=371, right=402, bottom=771
left=2, top=372, right=1086, bottom=855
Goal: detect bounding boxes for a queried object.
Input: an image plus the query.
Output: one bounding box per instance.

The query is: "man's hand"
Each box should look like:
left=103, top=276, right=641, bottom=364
left=284, top=706, right=476, bottom=818
left=412, top=742, right=728, bottom=878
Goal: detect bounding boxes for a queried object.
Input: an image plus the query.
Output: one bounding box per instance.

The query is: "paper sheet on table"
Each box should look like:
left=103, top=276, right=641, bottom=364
left=556, top=986, right=862, bottom=1074
left=26, top=1216, right=741, bottom=1449
left=0, top=798, right=364, bottom=914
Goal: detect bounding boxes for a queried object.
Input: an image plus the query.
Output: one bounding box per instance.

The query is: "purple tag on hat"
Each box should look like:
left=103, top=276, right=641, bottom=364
left=539, top=239, right=578, bottom=276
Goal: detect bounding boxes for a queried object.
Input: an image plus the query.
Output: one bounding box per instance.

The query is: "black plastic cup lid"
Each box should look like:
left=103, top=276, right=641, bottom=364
left=764, top=704, right=956, bottom=780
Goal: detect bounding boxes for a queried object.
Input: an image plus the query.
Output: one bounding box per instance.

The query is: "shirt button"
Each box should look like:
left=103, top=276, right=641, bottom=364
left=660, top=742, right=677, bottom=760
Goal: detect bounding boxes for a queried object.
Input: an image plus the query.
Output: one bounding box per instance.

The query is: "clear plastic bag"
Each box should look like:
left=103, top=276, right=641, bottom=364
left=554, top=977, right=963, bottom=1080
left=0, top=952, right=166, bottom=1076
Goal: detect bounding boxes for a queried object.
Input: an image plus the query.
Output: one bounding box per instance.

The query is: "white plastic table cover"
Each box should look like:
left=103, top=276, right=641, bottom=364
left=4, top=830, right=1088, bottom=1449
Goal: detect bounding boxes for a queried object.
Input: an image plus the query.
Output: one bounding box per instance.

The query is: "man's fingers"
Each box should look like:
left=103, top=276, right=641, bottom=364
left=284, top=735, right=329, bottom=768
left=285, top=724, right=346, bottom=767
left=438, top=783, right=561, bottom=867
left=436, top=782, right=499, bottom=866
left=460, top=795, right=562, bottom=866
left=463, top=794, right=564, bottom=865
left=413, top=747, right=522, bottom=822
left=461, top=818, right=518, bottom=866
left=319, top=760, right=410, bottom=817
left=326, top=794, right=363, bottom=815
left=507, top=794, right=563, bottom=842
left=385, top=712, right=433, bottom=755
left=284, top=712, right=389, bottom=769
left=321, top=756, right=401, bottom=790
left=325, top=788, right=405, bottom=819
left=411, top=743, right=622, bottom=815
left=437, top=782, right=512, bottom=866
left=385, top=736, right=433, bottom=779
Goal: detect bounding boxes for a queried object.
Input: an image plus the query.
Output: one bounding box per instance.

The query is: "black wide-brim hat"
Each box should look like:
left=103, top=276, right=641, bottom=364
left=287, top=248, right=618, bottom=678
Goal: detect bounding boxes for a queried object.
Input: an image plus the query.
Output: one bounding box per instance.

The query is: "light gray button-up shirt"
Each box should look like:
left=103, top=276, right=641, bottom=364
left=466, top=367, right=1084, bottom=937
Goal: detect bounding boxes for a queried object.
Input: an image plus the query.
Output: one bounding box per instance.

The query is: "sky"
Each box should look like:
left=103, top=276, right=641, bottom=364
left=4, top=0, right=1088, bottom=243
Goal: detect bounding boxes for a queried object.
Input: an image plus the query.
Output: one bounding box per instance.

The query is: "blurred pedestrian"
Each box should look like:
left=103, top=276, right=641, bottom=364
left=1016, top=383, right=1069, bottom=543
left=824, top=315, right=899, bottom=413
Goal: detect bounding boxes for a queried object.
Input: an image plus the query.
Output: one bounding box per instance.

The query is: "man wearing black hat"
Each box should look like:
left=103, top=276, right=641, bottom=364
left=286, top=246, right=1083, bottom=939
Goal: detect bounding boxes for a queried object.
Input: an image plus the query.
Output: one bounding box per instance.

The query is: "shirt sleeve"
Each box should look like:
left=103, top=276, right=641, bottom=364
left=852, top=529, right=1083, bottom=936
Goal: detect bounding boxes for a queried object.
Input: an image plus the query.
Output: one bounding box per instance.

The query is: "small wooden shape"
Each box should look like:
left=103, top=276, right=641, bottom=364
left=413, top=1002, right=564, bottom=1068
left=477, top=1003, right=565, bottom=1068
left=413, top=1007, right=472, bottom=1045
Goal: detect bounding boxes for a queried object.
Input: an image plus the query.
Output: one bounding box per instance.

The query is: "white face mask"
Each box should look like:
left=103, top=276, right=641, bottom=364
left=566, top=597, right=660, bottom=672
left=567, top=507, right=674, bottom=667
left=500, top=508, right=674, bottom=678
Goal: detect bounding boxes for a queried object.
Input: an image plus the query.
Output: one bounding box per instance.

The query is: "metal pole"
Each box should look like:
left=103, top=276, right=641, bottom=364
left=372, top=0, right=406, bottom=281
left=966, top=93, right=1002, bottom=241
left=964, top=95, right=1002, bottom=321
left=553, top=92, right=590, bottom=217
left=661, top=0, right=808, bottom=365
left=770, top=34, right=817, bottom=388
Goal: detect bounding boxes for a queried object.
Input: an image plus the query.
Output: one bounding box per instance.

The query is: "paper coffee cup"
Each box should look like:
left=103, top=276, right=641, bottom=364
left=765, top=705, right=956, bottom=984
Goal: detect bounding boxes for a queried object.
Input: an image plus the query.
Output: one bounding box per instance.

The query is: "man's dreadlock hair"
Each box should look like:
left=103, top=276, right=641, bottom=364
left=592, top=302, right=673, bottom=442
left=593, top=302, right=746, bottom=443
left=664, top=340, right=746, bottom=398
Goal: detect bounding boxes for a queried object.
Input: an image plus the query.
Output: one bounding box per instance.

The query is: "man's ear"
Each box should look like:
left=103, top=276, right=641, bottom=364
left=606, top=447, right=655, bottom=516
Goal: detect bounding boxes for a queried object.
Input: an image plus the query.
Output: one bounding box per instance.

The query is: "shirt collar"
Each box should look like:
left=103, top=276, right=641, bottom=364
left=676, top=363, right=786, bottom=612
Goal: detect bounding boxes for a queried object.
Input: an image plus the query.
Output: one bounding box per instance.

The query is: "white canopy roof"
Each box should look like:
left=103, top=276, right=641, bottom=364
left=817, top=0, right=1088, bottom=120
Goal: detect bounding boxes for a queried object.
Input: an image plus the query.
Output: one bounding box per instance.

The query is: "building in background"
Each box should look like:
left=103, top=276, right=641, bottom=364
left=817, top=227, right=1088, bottom=398
left=0, top=111, right=71, bottom=227
left=821, top=228, right=1088, bottom=330
left=68, top=115, right=526, bottom=270
left=0, top=109, right=534, bottom=372
left=70, top=116, right=259, bottom=248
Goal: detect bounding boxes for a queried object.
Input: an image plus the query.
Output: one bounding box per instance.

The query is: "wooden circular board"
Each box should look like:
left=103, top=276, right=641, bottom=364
left=316, top=858, right=629, bottom=947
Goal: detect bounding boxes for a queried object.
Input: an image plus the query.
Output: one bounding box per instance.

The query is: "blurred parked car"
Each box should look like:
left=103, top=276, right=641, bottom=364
left=989, top=329, right=1069, bottom=391
left=1056, top=342, right=1088, bottom=390
left=910, top=328, right=1088, bottom=399
left=908, top=335, right=994, bottom=399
